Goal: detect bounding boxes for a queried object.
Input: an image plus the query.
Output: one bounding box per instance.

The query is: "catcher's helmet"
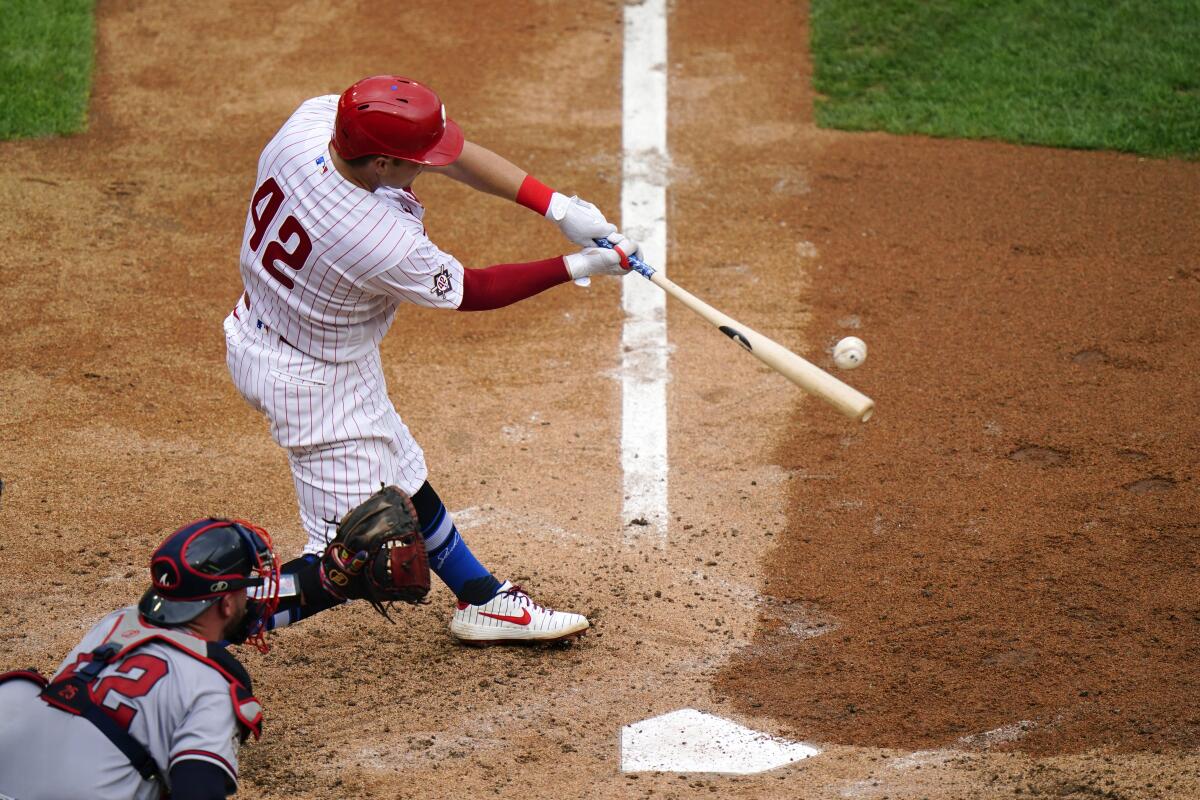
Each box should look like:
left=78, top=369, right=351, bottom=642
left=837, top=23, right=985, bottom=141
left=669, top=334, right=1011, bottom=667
left=138, top=519, right=279, bottom=630
left=330, top=75, right=464, bottom=165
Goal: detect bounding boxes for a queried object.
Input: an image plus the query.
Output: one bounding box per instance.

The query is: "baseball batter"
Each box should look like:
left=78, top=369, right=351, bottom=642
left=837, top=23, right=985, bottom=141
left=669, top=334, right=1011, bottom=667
left=0, top=519, right=279, bottom=800
left=224, top=75, right=639, bottom=643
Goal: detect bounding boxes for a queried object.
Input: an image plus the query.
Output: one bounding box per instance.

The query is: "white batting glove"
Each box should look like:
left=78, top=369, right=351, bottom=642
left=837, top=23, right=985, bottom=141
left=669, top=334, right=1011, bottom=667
left=564, top=232, right=641, bottom=279
left=547, top=193, right=617, bottom=247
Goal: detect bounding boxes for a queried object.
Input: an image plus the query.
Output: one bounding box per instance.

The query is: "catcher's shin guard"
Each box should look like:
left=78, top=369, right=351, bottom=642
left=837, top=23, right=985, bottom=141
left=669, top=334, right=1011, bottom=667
left=265, top=555, right=346, bottom=630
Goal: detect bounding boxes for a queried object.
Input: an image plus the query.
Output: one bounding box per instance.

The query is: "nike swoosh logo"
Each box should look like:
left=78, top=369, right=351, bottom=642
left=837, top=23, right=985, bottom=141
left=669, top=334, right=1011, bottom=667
left=479, top=609, right=531, bottom=626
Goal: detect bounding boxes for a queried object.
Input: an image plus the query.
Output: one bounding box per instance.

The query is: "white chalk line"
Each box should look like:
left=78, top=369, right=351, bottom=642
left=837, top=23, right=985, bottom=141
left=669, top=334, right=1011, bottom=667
left=620, top=0, right=669, bottom=541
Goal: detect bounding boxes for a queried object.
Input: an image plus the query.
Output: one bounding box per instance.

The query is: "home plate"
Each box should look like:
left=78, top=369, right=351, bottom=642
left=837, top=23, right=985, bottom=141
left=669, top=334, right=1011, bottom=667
left=620, top=709, right=820, bottom=774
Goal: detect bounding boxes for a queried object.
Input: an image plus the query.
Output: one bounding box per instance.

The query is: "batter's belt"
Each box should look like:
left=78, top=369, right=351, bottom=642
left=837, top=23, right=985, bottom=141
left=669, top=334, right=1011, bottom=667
left=232, top=292, right=301, bottom=351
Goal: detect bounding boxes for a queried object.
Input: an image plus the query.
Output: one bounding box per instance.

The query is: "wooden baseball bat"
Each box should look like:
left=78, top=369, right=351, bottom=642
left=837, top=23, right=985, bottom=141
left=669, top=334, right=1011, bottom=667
left=649, top=272, right=875, bottom=422
left=596, top=238, right=874, bottom=422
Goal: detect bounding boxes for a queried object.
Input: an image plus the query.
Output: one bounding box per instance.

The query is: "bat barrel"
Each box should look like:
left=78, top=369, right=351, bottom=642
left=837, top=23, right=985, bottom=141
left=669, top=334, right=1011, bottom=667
left=769, top=349, right=875, bottom=421
left=593, top=238, right=875, bottom=422
left=651, top=273, right=876, bottom=423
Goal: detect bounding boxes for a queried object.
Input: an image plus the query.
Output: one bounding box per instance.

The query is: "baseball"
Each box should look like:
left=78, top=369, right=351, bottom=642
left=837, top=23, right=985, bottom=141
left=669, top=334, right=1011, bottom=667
left=833, top=336, right=867, bottom=370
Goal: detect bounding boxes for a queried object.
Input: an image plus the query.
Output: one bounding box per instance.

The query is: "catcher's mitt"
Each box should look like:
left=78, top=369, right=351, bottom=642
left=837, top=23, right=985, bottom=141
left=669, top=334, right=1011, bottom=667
left=319, top=485, right=429, bottom=618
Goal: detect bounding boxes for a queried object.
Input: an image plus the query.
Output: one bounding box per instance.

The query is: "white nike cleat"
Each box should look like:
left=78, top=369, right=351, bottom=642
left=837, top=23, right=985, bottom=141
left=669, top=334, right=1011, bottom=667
left=449, top=581, right=590, bottom=645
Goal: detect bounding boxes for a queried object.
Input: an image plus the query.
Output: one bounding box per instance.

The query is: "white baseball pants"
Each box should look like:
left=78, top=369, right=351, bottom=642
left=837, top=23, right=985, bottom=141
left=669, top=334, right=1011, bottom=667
left=224, top=309, right=428, bottom=554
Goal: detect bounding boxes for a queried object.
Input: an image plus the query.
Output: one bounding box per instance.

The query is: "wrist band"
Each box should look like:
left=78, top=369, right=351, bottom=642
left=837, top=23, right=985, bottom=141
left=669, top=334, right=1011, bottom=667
left=516, top=175, right=554, bottom=215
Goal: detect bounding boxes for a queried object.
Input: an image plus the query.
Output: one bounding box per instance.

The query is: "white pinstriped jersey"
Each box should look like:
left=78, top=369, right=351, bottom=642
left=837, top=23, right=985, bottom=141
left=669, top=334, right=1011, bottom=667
left=0, top=609, right=242, bottom=800
left=238, top=95, right=466, bottom=363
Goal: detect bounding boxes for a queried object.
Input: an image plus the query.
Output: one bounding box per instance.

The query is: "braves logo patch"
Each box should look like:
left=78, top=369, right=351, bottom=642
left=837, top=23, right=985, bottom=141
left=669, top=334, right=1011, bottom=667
left=432, top=265, right=453, bottom=299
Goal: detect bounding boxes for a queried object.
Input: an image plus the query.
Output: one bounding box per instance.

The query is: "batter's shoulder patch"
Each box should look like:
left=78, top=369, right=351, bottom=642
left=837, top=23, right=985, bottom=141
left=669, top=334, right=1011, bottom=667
left=432, top=265, right=453, bottom=299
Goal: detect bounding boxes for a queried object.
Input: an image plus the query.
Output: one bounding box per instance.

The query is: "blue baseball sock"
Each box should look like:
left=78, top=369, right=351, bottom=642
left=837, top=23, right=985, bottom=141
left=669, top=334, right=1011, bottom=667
left=412, top=481, right=501, bottom=606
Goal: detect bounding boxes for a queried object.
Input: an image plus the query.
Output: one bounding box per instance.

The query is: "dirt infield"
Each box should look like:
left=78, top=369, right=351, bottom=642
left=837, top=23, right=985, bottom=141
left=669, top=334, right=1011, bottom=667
left=1, top=1, right=1196, bottom=798
left=717, top=135, right=1200, bottom=759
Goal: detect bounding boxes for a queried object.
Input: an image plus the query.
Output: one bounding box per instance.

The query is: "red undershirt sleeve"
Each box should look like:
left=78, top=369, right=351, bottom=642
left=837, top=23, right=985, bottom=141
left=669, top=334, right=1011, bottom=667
left=458, top=257, right=571, bottom=311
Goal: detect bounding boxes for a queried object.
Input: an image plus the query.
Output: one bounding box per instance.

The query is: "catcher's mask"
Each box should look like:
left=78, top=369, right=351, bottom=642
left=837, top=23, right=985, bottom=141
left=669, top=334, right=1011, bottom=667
left=138, top=519, right=280, bottom=652
left=331, top=75, right=463, bottom=165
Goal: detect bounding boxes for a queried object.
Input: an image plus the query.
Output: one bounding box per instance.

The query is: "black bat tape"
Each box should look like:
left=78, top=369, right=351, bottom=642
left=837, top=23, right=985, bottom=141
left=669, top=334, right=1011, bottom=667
left=719, top=325, right=753, bottom=352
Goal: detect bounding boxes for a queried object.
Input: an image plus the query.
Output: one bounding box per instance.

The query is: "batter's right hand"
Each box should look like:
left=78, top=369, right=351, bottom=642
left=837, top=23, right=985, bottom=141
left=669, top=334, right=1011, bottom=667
left=564, top=233, right=641, bottom=279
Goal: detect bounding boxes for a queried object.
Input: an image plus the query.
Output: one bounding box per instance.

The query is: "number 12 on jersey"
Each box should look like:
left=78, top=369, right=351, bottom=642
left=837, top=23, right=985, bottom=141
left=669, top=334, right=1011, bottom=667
left=249, top=178, right=312, bottom=289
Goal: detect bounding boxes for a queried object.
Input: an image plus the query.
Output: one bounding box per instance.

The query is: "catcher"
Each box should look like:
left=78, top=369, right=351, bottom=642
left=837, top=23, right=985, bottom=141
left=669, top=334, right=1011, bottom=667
left=0, top=518, right=280, bottom=800
left=0, top=489, right=422, bottom=800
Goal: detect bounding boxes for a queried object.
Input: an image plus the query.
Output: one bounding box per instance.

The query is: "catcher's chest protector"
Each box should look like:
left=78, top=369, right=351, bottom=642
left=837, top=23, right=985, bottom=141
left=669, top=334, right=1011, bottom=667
left=36, top=609, right=263, bottom=740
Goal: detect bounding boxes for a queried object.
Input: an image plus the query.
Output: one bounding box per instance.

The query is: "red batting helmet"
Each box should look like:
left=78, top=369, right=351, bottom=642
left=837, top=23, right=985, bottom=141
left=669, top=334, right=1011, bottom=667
left=331, top=75, right=464, bottom=166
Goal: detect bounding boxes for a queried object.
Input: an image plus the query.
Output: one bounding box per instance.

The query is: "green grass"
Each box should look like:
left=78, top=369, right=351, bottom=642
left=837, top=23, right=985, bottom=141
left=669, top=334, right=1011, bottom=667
left=811, top=0, right=1200, bottom=159
left=0, top=0, right=95, bottom=139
